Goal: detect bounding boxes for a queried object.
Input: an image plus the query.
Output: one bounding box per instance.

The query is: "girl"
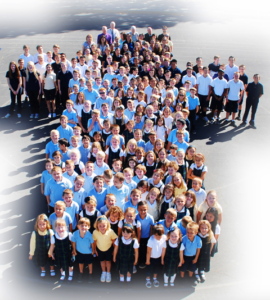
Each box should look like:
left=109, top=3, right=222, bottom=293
left=137, top=180, right=149, bottom=201
left=144, top=105, right=157, bottom=125
left=118, top=207, right=141, bottom=242
left=195, top=220, right=216, bottom=282
left=124, top=139, right=137, bottom=167
left=49, top=218, right=73, bottom=281
left=174, top=195, right=190, bottom=221
left=122, top=87, right=135, bottom=108
left=79, top=196, right=101, bottom=233
left=159, top=184, right=175, bottom=219
left=146, top=187, right=161, bottom=221
left=162, top=227, right=182, bottom=287
left=98, top=35, right=109, bottom=55
left=142, top=119, right=154, bottom=143
left=134, top=91, right=147, bottom=108
left=52, top=150, right=65, bottom=171
left=154, top=117, right=168, bottom=142
left=187, top=153, right=207, bottom=190
left=144, top=151, right=157, bottom=178
left=88, top=142, right=102, bottom=163
left=25, top=61, right=41, bottom=119
left=69, top=148, right=85, bottom=175
left=29, top=214, right=55, bottom=277
left=105, top=135, right=124, bottom=168
left=148, top=169, right=165, bottom=193
left=5, top=61, right=22, bottom=118
left=204, top=207, right=220, bottom=257
left=113, top=224, right=139, bottom=285
left=152, top=100, right=162, bottom=118
left=74, top=92, right=85, bottom=118
left=135, top=147, right=146, bottom=165
left=115, top=89, right=125, bottom=102
left=176, top=89, right=189, bottom=109
left=112, top=97, right=122, bottom=113
left=92, top=216, right=118, bottom=283
left=102, top=120, right=112, bottom=148
left=185, top=145, right=196, bottom=170
left=122, top=120, right=135, bottom=148
left=113, top=106, right=129, bottom=135
left=42, top=63, right=56, bottom=118
left=105, top=206, right=124, bottom=236
left=171, top=172, right=187, bottom=197
left=127, top=156, right=138, bottom=171
left=197, top=190, right=223, bottom=225
left=185, top=191, right=198, bottom=222
left=163, top=107, right=174, bottom=132
left=156, top=148, right=169, bottom=169
left=93, top=131, right=104, bottom=150
left=78, top=100, right=92, bottom=134
left=176, top=149, right=189, bottom=183
left=153, top=139, right=164, bottom=157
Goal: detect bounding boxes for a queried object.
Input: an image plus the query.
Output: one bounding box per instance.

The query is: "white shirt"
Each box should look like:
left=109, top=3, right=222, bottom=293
left=51, top=232, right=72, bottom=243
left=107, top=28, right=120, bottom=41
left=182, top=74, right=196, bottom=87
left=79, top=210, right=101, bottom=218
left=105, top=146, right=124, bottom=157
left=211, top=77, right=228, bottom=96
left=35, top=62, right=46, bottom=75
left=77, top=63, right=89, bottom=76
left=147, top=235, right=167, bottom=258
left=227, top=79, right=244, bottom=101
left=196, top=74, right=212, bottom=96
left=69, top=66, right=81, bottom=76
left=147, top=200, right=159, bottom=221
left=19, top=53, right=34, bottom=68
left=225, top=64, right=239, bottom=80
left=118, top=219, right=141, bottom=229
left=114, top=236, right=139, bottom=248
left=164, top=116, right=174, bottom=129
left=198, top=232, right=216, bottom=243
left=144, top=85, right=154, bottom=103
left=133, top=100, right=147, bottom=108
left=34, top=53, right=47, bottom=64
left=88, top=59, right=101, bottom=69
left=154, top=125, right=167, bottom=142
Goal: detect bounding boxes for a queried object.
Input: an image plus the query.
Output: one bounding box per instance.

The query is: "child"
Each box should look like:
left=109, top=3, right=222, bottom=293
left=176, top=215, right=193, bottom=237
left=176, top=149, right=189, bottom=183
left=123, top=189, right=142, bottom=215
left=79, top=135, right=91, bottom=165
left=133, top=164, right=148, bottom=184
left=145, top=131, right=157, bottom=153
left=57, top=115, right=73, bottom=140
left=94, top=151, right=109, bottom=175
left=134, top=129, right=146, bottom=149
left=88, top=142, right=102, bottom=163
left=112, top=158, right=123, bottom=175
left=87, top=109, right=104, bottom=138
left=100, top=194, right=116, bottom=215
left=174, top=194, right=190, bottom=221
left=135, top=147, right=146, bottom=165
left=164, top=161, right=178, bottom=185
left=145, top=224, right=167, bottom=288
left=148, top=169, right=165, bottom=193
left=154, top=116, right=168, bottom=142
left=144, top=151, right=157, bottom=178
left=29, top=214, right=55, bottom=277
left=63, top=160, right=78, bottom=186
left=113, top=223, right=139, bottom=285
left=180, top=222, right=202, bottom=283
left=107, top=173, right=129, bottom=210
left=137, top=180, right=149, bottom=201
left=157, top=208, right=178, bottom=234
left=146, top=187, right=161, bottom=221
left=49, top=201, right=73, bottom=232
left=49, top=219, right=74, bottom=281
left=204, top=207, right=220, bottom=257
left=52, top=150, right=65, bottom=171
left=162, top=227, right=182, bottom=287
left=79, top=196, right=101, bottom=233
left=69, top=136, right=80, bottom=151
left=172, top=172, right=187, bottom=196
left=45, top=166, right=72, bottom=214
left=92, top=216, right=118, bottom=283
left=71, top=218, right=94, bottom=283
left=154, top=140, right=165, bottom=158
left=78, top=100, right=92, bottom=134
left=185, top=145, right=196, bottom=171
left=134, top=113, right=144, bottom=131
left=187, top=153, right=207, bottom=190
left=185, top=191, right=198, bottom=222
left=124, top=100, right=136, bottom=120
left=122, top=120, right=135, bottom=149
left=123, top=168, right=137, bottom=198
left=123, top=139, right=137, bottom=167
left=167, top=144, right=178, bottom=162
left=105, top=135, right=124, bottom=169
left=40, top=159, right=54, bottom=197
left=88, top=176, right=107, bottom=210
left=105, top=206, right=124, bottom=235
left=106, top=124, right=125, bottom=150
left=113, top=106, right=129, bottom=135
left=63, top=100, right=77, bottom=128
left=72, top=175, right=86, bottom=211
left=101, top=119, right=112, bottom=147
left=82, top=161, right=96, bottom=194
left=45, top=130, right=60, bottom=159
left=71, top=126, right=83, bottom=146
left=189, top=178, right=207, bottom=207
left=195, top=220, right=216, bottom=282
left=63, top=189, right=79, bottom=231
left=142, top=119, right=154, bottom=143
left=197, top=190, right=223, bottom=224
left=103, top=169, right=114, bottom=188
left=173, top=130, right=189, bottom=155
left=59, top=138, right=71, bottom=163
left=159, top=184, right=175, bottom=218
left=79, top=77, right=86, bottom=92
left=69, top=148, right=85, bottom=175
left=144, top=105, right=157, bottom=125
left=187, top=87, right=200, bottom=134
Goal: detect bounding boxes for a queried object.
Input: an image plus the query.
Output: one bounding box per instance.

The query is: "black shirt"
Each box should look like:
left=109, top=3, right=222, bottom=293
left=246, top=82, right=264, bottom=100
left=56, top=70, right=73, bottom=89
left=24, top=72, right=40, bottom=92
left=157, top=33, right=171, bottom=42
left=52, top=62, right=62, bottom=75
left=6, top=70, right=21, bottom=90
left=239, top=73, right=248, bottom=86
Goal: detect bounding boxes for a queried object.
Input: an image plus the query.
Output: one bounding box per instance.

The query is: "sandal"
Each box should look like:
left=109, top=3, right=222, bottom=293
left=40, top=271, right=46, bottom=277
left=60, top=273, right=65, bottom=281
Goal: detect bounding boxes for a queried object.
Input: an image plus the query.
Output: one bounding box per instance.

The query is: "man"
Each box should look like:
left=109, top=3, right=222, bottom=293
left=241, top=74, right=263, bottom=129
left=128, top=26, right=139, bottom=42
left=158, top=26, right=171, bottom=42
left=225, top=72, right=244, bottom=127
left=107, top=21, right=120, bottom=43
left=208, top=55, right=220, bottom=78
left=193, top=57, right=203, bottom=74
left=97, top=26, right=112, bottom=45
left=57, top=62, right=73, bottom=109
left=144, top=27, right=155, bottom=43
left=168, top=59, right=182, bottom=78
left=225, top=56, right=239, bottom=80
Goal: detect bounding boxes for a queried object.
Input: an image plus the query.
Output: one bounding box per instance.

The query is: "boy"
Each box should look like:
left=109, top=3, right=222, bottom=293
left=87, top=109, right=104, bottom=138
left=100, top=103, right=114, bottom=122
left=144, top=131, right=157, bottom=153
left=100, top=193, right=116, bottom=215
left=133, top=113, right=144, bottom=131
left=45, top=130, right=60, bottom=159
left=63, top=160, right=78, bottom=185
left=82, top=161, right=97, bottom=194
left=111, top=158, right=122, bottom=175
left=173, top=130, right=189, bottom=152
left=123, top=188, right=142, bottom=214
left=71, top=218, right=94, bottom=283
left=107, top=173, right=129, bottom=210
left=133, top=164, right=148, bottom=184
left=236, top=65, right=248, bottom=120
left=103, top=65, right=117, bottom=85
left=63, top=189, right=79, bottom=231
left=93, top=151, right=109, bottom=176
left=69, top=136, right=80, bottom=150
left=176, top=215, right=193, bottom=236
left=167, top=144, right=177, bottom=162
left=166, top=118, right=189, bottom=150
left=123, top=168, right=137, bottom=198
left=83, top=80, right=99, bottom=109
left=68, top=70, right=80, bottom=95
left=48, top=201, right=73, bottom=232
left=88, top=176, right=107, bottom=210
left=72, top=175, right=86, bottom=211
left=164, top=161, right=179, bottom=184
left=19, top=44, right=34, bottom=68
left=184, top=81, right=191, bottom=97
left=63, top=100, right=77, bottom=128
left=68, top=58, right=81, bottom=75
left=181, top=109, right=191, bottom=133
left=189, top=178, right=206, bottom=207
left=156, top=208, right=178, bottom=234
left=188, top=87, right=200, bottom=134
left=79, top=135, right=91, bottom=165
left=134, top=128, right=145, bottom=149
left=122, top=120, right=135, bottom=147
left=103, top=169, right=114, bottom=188
left=57, top=115, right=74, bottom=140
left=79, top=77, right=86, bottom=92
left=208, top=55, right=220, bottom=78
left=59, top=138, right=70, bottom=162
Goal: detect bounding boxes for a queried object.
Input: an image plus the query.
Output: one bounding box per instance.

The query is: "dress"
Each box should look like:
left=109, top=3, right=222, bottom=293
left=163, top=241, right=181, bottom=277
left=54, top=234, right=72, bottom=271
left=83, top=209, right=99, bottom=234
left=34, top=230, right=51, bottom=267
left=197, top=235, right=211, bottom=272
left=116, top=238, right=135, bottom=275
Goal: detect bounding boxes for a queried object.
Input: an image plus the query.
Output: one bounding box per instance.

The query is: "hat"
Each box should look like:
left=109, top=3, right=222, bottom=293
left=177, top=118, right=186, bottom=125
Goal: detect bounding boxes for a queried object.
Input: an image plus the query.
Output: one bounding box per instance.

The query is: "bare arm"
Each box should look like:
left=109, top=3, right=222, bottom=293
left=113, top=245, right=118, bottom=262
left=137, top=227, right=141, bottom=244
left=192, top=248, right=201, bottom=264
left=41, top=183, right=44, bottom=195
left=134, top=248, right=139, bottom=265
left=161, top=247, right=166, bottom=265
left=179, top=250, right=184, bottom=266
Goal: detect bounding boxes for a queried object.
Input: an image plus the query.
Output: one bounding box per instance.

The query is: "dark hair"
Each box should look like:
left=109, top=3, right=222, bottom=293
left=137, top=200, right=148, bottom=208
left=137, top=180, right=148, bottom=189
left=152, top=224, right=165, bottom=236
left=8, top=61, right=20, bottom=79
left=204, top=207, right=218, bottom=234
left=59, top=138, right=70, bottom=147
left=93, top=175, right=104, bottom=183
left=45, top=159, right=55, bottom=166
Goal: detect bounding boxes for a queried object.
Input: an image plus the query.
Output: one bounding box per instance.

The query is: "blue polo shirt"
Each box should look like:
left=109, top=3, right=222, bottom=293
left=93, top=162, right=109, bottom=176
left=95, top=96, right=113, bottom=110
left=57, top=125, right=73, bottom=140
left=136, top=139, right=146, bottom=149
left=176, top=219, right=187, bottom=236
left=168, top=128, right=189, bottom=144
left=79, top=145, right=91, bottom=165
left=40, top=170, right=53, bottom=186
left=71, top=230, right=94, bottom=254
left=82, top=172, right=96, bottom=194
left=72, top=187, right=86, bottom=210
left=88, top=187, right=107, bottom=210
left=136, top=213, right=154, bottom=238
left=123, top=200, right=139, bottom=214
left=45, top=141, right=60, bottom=159
left=181, top=235, right=202, bottom=256
left=62, top=171, right=78, bottom=187
left=134, top=121, right=144, bottom=131
left=106, top=134, right=125, bottom=148
left=69, top=78, right=80, bottom=90
left=69, top=92, right=78, bottom=104
left=246, top=82, right=264, bottom=100
left=173, top=140, right=189, bottom=152
left=49, top=212, right=73, bottom=232
left=156, top=219, right=177, bottom=234
left=63, top=109, right=77, bottom=128
left=124, top=108, right=135, bottom=120
left=132, top=175, right=148, bottom=184
left=145, top=141, right=154, bottom=152
left=107, top=185, right=129, bottom=210
left=65, top=201, right=79, bottom=230
left=44, top=177, right=72, bottom=207
left=87, top=118, right=104, bottom=137
left=187, top=95, right=200, bottom=110
left=83, top=89, right=100, bottom=107
left=60, top=149, right=71, bottom=163
left=103, top=73, right=117, bottom=85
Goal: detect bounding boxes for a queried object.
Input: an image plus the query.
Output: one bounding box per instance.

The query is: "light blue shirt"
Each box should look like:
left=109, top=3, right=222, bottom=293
left=71, top=230, right=94, bottom=254
left=45, top=141, right=60, bottom=159
left=63, top=109, right=77, bottom=128
left=136, top=213, right=154, bottom=238
left=156, top=219, right=177, bottom=234
left=40, top=170, right=53, bottom=186
left=124, top=108, right=135, bottom=120
left=136, top=139, right=145, bottom=150
left=49, top=212, right=73, bottom=232
left=88, top=187, right=107, bottom=210
left=79, top=145, right=91, bottom=165
left=103, top=73, right=117, bottom=85
left=95, top=96, right=113, bottom=111
left=62, top=171, right=78, bottom=187
left=134, top=121, right=144, bottom=131
left=173, top=140, right=189, bottom=152
left=83, top=89, right=99, bottom=107
left=57, top=125, right=74, bottom=140
left=60, top=149, right=71, bottom=163
left=72, top=187, right=86, bottom=210
left=124, top=200, right=139, bottom=214
left=167, top=154, right=177, bottom=162
left=94, top=162, right=110, bottom=176
left=106, top=134, right=125, bottom=148
left=87, top=118, right=104, bottom=137
left=124, top=179, right=137, bottom=201
left=82, top=172, right=96, bottom=194
left=69, top=78, right=80, bottom=90
left=93, top=83, right=102, bottom=92
left=187, top=95, right=200, bottom=110
left=181, top=235, right=202, bottom=256
left=176, top=219, right=187, bottom=236
left=107, top=185, right=129, bottom=210
left=65, top=202, right=79, bottom=230
left=100, top=204, right=109, bottom=215
left=69, top=92, right=78, bottom=104
left=167, top=128, right=189, bottom=144
left=132, top=175, right=148, bottom=184
left=144, top=141, right=154, bottom=153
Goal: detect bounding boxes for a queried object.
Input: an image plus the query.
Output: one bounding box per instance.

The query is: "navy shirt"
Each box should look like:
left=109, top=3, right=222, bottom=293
left=57, top=70, right=73, bottom=89
left=6, top=70, right=21, bottom=90
left=24, top=72, right=40, bottom=92
left=213, top=73, right=229, bottom=82
left=239, top=73, right=248, bottom=86
left=246, top=82, right=264, bottom=100
left=168, top=66, right=182, bottom=78
left=181, top=69, right=196, bottom=78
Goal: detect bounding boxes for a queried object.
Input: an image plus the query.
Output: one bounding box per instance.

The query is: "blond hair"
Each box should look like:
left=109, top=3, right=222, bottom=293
left=34, top=214, right=50, bottom=231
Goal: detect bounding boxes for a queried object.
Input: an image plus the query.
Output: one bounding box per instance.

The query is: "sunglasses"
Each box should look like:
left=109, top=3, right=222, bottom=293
left=179, top=94, right=184, bottom=96
left=100, top=92, right=105, bottom=94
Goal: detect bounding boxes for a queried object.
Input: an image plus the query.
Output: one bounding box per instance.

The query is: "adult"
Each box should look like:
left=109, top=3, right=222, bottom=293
left=144, top=27, right=155, bottom=43
left=225, top=56, right=239, bottom=81
left=241, top=74, right=263, bottom=129
left=107, top=21, right=120, bottom=43
left=82, top=34, right=95, bottom=55
left=57, top=62, right=73, bottom=109
left=24, top=61, right=41, bottom=119
left=34, top=45, right=47, bottom=64
left=5, top=61, right=22, bottom=118
left=128, top=26, right=139, bottom=42
left=19, top=45, right=34, bottom=68
left=97, top=26, right=112, bottom=45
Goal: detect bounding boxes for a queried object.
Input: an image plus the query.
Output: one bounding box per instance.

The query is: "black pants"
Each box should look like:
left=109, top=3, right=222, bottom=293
left=60, top=88, right=69, bottom=109
left=242, top=97, right=259, bottom=125
left=55, top=90, right=61, bottom=109
left=9, top=89, right=22, bottom=114
left=139, top=237, right=149, bottom=264
left=27, top=90, right=40, bottom=114
left=189, top=109, right=197, bottom=131
left=146, top=257, right=161, bottom=277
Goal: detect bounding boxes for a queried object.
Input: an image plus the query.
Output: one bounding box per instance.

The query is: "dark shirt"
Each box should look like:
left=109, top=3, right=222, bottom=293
left=157, top=33, right=171, bottom=42
left=24, top=72, right=40, bottom=92
left=112, top=54, right=123, bottom=62
left=168, top=66, right=182, bottom=78
left=97, top=33, right=112, bottom=45
left=246, top=82, right=264, bottom=100
left=239, top=73, right=248, bottom=86
left=51, top=62, right=62, bottom=75
left=181, top=69, right=196, bottom=78
left=56, top=70, right=73, bottom=89
left=6, top=70, right=21, bottom=90
left=193, top=64, right=200, bottom=74
left=139, top=70, right=149, bottom=79
left=213, top=73, right=229, bottom=82
left=144, top=33, right=156, bottom=43
left=208, top=63, right=220, bottom=74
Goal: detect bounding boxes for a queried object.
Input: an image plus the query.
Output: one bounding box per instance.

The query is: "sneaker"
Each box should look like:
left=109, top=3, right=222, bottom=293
left=88, top=273, right=93, bottom=283
left=100, top=272, right=106, bottom=282
left=60, top=273, right=65, bottom=281
left=203, top=116, right=209, bottom=123
left=231, top=121, right=237, bottom=128
left=206, top=107, right=210, bottom=111
left=50, top=270, right=55, bottom=277
left=35, top=113, right=39, bottom=119
left=200, top=273, right=206, bottom=283
left=30, top=114, right=34, bottom=119
left=146, top=280, right=152, bottom=288
left=133, top=265, right=137, bottom=274
left=40, top=271, right=46, bottom=277
left=195, top=275, right=201, bottom=283
left=139, top=263, right=146, bottom=269
left=235, top=116, right=241, bottom=120
left=5, top=113, right=11, bottom=118
left=68, top=275, right=73, bottom=281
left=17, top=114, right=22, bottom=118
left=106, top=272, right=111, bottom=283
left=164, top=282, right=168, bottom=287
left=53, top=113, right=56, bottom=118
left=48, top=113, right=52, bottom=118
left=170, top=282, right=175, bottom=287
left=249, top=124, right=257, bottom=129
left=240, top=122, right=247, bottom=127
left=153, top=279, right=159, bottom=287
left=210, top=118, right=215, bottom=124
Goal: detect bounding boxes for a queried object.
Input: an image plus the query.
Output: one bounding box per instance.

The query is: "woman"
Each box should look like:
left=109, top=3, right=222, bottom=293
left=98, top=35, right=109, bottom=55
left=42, top=64, right=57, bottom=118
left=24, top=61, right=41, bottom=119
left=5, top=61, right=22, bottom=118
left=82, top=34, right=94, bottom=55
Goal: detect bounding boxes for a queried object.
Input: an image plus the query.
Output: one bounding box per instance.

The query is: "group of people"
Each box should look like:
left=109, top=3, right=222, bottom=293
left=8, top=21, right=261, bottom=288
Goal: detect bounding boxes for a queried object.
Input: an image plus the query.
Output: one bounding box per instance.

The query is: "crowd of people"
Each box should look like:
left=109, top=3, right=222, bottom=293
left=5, top=21, right=263, bottom=288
